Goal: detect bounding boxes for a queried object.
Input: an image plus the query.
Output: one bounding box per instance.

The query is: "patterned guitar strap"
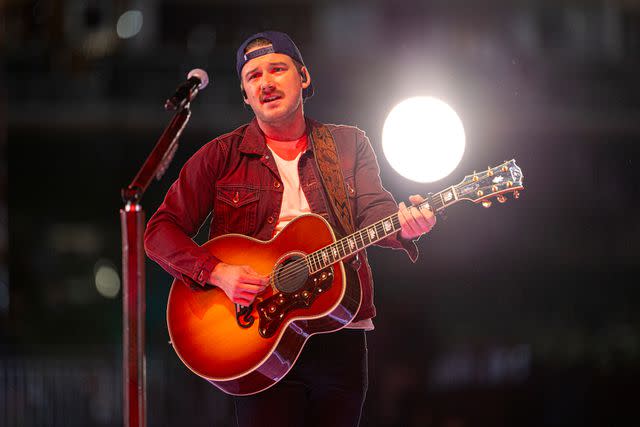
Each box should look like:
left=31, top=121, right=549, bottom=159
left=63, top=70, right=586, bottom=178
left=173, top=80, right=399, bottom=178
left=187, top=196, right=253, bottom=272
left=309, top=123, right=357, bottom=242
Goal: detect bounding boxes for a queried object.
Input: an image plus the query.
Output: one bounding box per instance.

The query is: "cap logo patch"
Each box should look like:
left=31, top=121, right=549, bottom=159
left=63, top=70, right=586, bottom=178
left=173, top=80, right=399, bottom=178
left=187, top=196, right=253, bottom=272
left=244, top=46, right=276, bottom=61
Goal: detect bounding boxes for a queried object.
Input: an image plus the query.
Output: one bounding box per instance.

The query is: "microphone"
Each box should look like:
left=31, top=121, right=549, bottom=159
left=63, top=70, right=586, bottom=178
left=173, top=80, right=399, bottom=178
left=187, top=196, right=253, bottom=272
left=164, top=68, right=210, bottom=111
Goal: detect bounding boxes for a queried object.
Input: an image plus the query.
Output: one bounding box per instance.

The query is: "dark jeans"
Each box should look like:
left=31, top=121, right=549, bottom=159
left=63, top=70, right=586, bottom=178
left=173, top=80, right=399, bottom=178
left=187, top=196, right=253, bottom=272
left=233, top=328, right=369, bottom=427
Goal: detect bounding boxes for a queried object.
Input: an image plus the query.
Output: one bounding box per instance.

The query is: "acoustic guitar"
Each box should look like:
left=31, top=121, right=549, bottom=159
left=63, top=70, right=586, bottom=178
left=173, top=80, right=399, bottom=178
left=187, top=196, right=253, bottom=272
left=166, top=159, right=524, bottom=395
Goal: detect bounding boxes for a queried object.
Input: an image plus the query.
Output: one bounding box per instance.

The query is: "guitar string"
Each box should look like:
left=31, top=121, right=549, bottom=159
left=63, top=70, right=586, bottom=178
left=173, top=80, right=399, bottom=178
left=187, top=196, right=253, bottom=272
left=264, top=232, right=374, bottom=286
left=264, top=216, right=405, bottom=286
left=267, top=176, right=519, bottom=283
left=262, top=198, right=449, bottom=286
left=262, top=196, right=450, bottom=287
left=263, top=179, right=523, bottom=288
left=270, top=216, right=401, bottom=282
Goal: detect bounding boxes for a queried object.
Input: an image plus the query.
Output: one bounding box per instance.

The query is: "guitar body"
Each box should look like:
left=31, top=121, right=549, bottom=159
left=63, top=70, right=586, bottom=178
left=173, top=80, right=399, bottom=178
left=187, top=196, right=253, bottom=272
left=166, top=213, right=361, bottom=396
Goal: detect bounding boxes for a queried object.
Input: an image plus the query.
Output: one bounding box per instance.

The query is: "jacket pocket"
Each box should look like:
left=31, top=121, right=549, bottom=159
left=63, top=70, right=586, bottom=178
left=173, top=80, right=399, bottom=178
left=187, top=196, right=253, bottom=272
left=214, top=185, right=260, bottom=235
left=344, top=175, right=357, bottom=220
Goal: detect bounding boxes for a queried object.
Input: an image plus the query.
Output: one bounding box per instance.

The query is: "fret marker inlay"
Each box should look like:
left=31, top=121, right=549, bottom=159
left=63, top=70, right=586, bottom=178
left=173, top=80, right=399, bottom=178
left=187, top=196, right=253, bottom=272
left=348, top=238, right=356, bottom=250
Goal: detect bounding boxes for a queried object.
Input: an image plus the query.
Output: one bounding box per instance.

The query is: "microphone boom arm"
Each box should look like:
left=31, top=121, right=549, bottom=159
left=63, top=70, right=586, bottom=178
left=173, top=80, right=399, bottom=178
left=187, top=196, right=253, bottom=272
left=122, top=105, right=191, bottom=203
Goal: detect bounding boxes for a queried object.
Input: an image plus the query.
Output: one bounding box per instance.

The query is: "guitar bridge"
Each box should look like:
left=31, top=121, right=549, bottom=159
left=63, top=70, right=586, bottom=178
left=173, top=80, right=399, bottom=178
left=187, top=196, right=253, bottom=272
left=256, top=267, right=334, bottom=338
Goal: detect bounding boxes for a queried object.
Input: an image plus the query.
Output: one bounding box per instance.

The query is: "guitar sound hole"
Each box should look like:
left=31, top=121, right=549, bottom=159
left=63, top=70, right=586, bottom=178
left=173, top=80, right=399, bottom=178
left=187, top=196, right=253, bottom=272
left=273, top=254, right=309, bottom=294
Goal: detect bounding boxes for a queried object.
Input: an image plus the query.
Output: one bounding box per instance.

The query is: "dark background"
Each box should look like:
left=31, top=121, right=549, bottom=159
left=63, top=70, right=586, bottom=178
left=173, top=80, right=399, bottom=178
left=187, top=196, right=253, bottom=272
left=2, top=0, right=640, bottom=426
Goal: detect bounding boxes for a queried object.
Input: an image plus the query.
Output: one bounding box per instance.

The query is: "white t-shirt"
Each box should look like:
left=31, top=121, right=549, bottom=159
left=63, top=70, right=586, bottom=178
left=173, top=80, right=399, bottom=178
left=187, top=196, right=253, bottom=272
left=266, top=146, right=311, bottom=235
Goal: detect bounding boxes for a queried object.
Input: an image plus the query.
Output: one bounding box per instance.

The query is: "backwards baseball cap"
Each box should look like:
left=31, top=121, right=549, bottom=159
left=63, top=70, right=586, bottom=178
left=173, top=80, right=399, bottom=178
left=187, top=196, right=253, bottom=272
left=236, top=30, right=314, bottom=99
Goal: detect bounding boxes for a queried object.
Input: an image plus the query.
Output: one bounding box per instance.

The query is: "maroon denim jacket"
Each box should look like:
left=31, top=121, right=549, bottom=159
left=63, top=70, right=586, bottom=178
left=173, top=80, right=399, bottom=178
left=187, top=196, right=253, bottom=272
left=144, top=117, right=418, bottom=321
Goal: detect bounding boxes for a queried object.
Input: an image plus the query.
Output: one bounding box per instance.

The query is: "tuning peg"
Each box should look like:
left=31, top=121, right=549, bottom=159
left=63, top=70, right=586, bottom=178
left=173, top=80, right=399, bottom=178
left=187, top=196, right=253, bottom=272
left=513, top=190, right=520, bottom=199
left=497, top=194, right=507, bottom=203
left=487, top=166, right=494, bottom=176
left=482, top=200, right=492, bottom=208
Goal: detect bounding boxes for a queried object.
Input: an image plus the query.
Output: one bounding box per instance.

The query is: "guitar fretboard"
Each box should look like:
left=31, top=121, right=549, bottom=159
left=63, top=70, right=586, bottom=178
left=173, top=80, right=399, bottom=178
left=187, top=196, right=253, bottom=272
left=305, top=185, right=459, bottom=273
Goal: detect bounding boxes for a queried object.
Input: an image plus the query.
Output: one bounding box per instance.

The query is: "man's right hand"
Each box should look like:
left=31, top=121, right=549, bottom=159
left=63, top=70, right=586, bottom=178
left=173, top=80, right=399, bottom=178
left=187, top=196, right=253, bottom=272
left=209, top=263, right=269, bottom=306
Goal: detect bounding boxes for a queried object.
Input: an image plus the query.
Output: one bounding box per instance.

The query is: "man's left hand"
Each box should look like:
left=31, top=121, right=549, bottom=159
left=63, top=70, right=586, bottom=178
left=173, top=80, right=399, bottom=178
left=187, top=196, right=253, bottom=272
left=398, top=194, right=436, bottom=240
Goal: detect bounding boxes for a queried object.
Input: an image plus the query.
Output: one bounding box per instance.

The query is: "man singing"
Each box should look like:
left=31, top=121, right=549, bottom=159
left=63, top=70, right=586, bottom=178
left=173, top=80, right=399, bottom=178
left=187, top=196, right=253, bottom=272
left=144, top=30, right=436, bottom=427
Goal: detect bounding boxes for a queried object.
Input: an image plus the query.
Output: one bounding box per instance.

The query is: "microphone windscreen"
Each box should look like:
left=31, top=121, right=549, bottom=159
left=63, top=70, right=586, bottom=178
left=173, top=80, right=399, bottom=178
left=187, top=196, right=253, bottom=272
left=187, top=68, right=210, bottom=90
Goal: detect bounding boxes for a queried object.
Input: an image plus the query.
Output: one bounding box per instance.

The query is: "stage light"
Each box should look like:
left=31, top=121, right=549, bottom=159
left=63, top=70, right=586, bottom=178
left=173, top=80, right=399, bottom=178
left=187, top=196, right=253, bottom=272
left=116, top=10, right=143, bottom=39
left=382, top=96, right=465, bottom=183
left=94, top=260, right=121, bottom=299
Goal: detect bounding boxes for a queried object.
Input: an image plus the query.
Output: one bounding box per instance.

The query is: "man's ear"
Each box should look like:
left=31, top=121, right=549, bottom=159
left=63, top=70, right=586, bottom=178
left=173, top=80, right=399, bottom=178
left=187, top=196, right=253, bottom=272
left=300, top=67, right=311, bottom=88
left=240, top=84, right=249, bottom=104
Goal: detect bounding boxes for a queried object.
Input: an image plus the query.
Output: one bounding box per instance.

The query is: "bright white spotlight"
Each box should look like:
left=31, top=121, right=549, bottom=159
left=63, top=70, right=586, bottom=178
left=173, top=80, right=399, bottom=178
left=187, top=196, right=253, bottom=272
left=116, top=10, right=143, bottom=39
left=382, top=96, right=465, bottom=183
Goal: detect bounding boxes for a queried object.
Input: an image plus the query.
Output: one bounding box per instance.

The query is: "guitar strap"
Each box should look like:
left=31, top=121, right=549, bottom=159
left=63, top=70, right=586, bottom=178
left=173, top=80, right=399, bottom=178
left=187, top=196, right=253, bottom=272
left=309, top=124, right=356, bottom=237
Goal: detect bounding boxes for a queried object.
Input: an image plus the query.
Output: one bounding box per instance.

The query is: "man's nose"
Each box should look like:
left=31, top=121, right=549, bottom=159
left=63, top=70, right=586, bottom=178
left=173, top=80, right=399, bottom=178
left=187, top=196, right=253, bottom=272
left=260, top=74, right=275, bottom=90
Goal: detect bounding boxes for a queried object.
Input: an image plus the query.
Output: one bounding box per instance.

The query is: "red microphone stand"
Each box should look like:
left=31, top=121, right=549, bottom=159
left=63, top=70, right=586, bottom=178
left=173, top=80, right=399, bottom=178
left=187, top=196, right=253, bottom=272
left=119, top=90, right=196, bottom=427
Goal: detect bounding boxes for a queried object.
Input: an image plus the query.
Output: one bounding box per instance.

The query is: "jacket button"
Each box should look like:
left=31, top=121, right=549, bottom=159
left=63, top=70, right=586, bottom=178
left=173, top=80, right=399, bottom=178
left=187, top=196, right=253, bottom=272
left=267, top=216, right=275, bottom=224
left=273, top=181, right=281, bottom=188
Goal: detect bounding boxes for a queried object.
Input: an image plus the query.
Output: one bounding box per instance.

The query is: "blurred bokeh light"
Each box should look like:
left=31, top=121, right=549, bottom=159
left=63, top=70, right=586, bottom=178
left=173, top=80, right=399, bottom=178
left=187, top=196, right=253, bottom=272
left=94, top=259, right=121, bottom=299
left=116, top=10, right=144, bottom=40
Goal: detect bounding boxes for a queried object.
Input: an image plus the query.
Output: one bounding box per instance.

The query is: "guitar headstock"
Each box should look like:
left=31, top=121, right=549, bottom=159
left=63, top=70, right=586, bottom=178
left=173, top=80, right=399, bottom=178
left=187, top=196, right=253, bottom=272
left=454, top=159, right=524, bottom=207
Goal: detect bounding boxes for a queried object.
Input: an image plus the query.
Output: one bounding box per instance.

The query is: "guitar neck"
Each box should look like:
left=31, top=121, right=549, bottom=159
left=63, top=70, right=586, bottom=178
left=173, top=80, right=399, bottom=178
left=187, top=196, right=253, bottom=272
left=306, top=185, right=460, bottom=273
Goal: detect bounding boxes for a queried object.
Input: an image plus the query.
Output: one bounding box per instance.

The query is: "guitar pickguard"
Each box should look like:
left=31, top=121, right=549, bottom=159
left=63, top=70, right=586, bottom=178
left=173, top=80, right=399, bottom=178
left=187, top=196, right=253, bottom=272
left=256, top=267, right=334, bottom=338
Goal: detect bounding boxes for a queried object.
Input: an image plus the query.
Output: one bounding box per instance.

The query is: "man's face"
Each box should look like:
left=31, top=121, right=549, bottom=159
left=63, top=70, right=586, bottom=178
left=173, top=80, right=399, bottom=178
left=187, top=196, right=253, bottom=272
left=241, top=47, right=310, bottom=126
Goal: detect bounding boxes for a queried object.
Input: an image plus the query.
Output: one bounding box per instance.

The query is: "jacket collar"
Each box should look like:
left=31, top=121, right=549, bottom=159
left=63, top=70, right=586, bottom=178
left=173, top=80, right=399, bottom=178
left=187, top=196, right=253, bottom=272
left=238, top=117, right=320, bottom=155
left=238, top=118, right=265, bottom=155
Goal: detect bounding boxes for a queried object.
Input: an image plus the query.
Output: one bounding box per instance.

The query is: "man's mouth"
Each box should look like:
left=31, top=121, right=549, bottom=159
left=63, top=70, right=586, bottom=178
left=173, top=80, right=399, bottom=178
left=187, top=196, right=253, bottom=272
left=261, top=94, right=282, bottom=104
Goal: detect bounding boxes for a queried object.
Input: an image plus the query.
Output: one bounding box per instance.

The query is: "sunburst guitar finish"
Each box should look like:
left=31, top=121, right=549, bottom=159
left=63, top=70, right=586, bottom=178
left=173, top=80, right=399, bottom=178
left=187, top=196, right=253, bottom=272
left=166, top=214, right=361, bottom=396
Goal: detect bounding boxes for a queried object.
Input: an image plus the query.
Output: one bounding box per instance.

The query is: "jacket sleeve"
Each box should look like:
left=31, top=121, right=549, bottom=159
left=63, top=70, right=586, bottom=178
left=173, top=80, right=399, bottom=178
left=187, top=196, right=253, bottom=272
left=143, top=140, right=225, bottom=286
left=352, top=129, right=419, bottom=262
